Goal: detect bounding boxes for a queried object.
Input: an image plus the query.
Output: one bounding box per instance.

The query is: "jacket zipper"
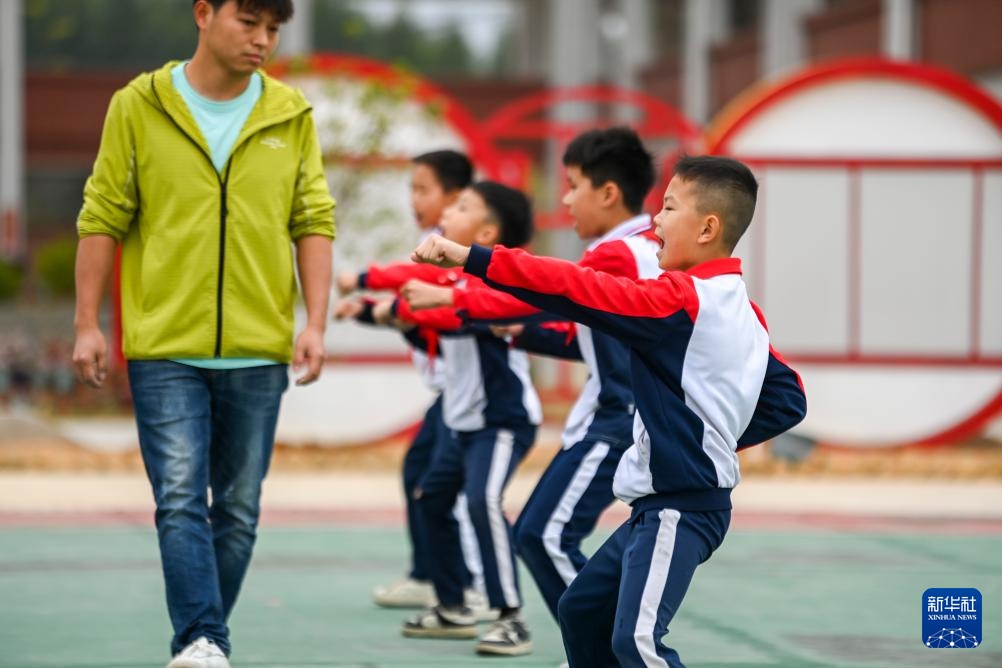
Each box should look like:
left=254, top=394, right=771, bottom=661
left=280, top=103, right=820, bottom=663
left=214, top=162, right=232, bottom=357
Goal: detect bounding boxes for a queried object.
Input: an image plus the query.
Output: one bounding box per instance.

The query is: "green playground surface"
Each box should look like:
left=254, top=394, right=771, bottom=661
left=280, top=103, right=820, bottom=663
left=0, top=523, right=1000, bottom=668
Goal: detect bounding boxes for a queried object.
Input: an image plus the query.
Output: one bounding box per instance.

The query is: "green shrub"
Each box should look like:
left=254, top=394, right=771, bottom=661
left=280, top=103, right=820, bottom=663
left=35, top=237, right=77, bottom=298
left=0, top=257, right=23, bottom=301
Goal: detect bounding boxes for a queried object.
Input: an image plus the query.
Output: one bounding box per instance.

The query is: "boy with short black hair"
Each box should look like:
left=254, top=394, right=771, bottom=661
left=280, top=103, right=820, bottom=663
left=411, top=155, right=807, bottom=667
left=334, top=149, right=485, bottom=611
left=385, top=181, right=541, bottom=657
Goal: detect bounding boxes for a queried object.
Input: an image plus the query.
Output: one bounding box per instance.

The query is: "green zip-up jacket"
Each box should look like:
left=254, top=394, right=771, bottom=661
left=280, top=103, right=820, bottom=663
left=77, top=61, right=335, bottom=363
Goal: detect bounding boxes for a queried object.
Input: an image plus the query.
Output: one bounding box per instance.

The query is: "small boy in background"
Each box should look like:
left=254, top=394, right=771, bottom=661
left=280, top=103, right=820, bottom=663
left=335, top=150, right=488, bottom=612
left=410, top=156, right=807, bottom=667
left=378, top=181, right=540, bottom=656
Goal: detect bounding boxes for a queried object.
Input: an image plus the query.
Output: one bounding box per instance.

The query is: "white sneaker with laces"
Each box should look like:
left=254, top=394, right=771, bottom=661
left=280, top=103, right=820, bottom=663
left=402, top=605, right=479, bottom=639
left=373, top=577, right=436, bottom=608
left=166, top=637, right=230, bottom=668
left=475, top=614, right=533, bottom=656
left=464, top=588, right=500, bottom=622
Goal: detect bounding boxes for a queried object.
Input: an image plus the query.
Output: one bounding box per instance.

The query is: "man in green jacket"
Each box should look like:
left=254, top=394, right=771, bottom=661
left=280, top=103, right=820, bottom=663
left=72, top=1, right=334, bottom=666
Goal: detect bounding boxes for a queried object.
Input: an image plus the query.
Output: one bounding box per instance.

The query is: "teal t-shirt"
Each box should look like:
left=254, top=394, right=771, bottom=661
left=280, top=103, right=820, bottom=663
left=170, top=62, right=276, bottom=370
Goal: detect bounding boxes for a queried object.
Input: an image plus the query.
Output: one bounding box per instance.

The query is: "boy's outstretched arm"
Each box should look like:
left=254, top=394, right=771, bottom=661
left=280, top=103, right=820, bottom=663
left=340, top=260, right=461, bottom=295
left=393, top=294, right=465, bottom=331
left=509, top=322, right=583, bottom=361
left=413, top=236, right=691, bottom=348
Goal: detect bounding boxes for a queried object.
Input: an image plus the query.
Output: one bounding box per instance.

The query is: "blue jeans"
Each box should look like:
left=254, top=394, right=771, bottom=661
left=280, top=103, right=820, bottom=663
left=128, top=360, right=288, bottom=657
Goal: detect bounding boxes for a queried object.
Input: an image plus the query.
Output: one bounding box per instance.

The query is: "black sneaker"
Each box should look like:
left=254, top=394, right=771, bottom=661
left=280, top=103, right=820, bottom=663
left=402, top=605, right=478, bottom=639
left=475, top=614, right=533, bottom=656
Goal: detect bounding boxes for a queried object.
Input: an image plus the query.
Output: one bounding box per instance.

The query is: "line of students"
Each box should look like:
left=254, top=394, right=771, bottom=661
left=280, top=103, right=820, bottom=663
left=339, top=128, right=807, bottom=667
left=336, top=152, right=494, bottom=619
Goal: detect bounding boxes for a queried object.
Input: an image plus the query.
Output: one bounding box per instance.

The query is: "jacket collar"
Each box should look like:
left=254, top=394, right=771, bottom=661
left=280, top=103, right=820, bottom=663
left=685, top=257, right=743, bottom=279
left=587, top=214, right=652, bottom=251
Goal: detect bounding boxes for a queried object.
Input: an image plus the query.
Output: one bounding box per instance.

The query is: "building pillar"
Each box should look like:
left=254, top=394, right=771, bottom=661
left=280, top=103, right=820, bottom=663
left=761, top=0, right=824, bottom=79
left=543, top=0, right=602, bottom=258
left=0, top=0, right=25, bottom=260
left=882, top=0, right=915, bottom=61
left=683, top=0, right=727, bottom=125
left=277, top=0, right=313, bottom=57
left=512, top=0, right=549, bottom=78
left=603, top=0, right=654, bottom=90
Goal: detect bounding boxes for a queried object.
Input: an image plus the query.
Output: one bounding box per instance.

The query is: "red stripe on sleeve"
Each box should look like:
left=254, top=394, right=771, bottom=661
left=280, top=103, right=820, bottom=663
left=486, top=246, right=694, bottom=320
left=365, top=263, right=461, bottom=291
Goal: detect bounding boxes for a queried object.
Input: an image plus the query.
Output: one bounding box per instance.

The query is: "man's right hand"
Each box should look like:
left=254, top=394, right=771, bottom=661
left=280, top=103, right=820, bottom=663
left=411, top=235, right=471, bottom=268
left=73, top=327, right=108, bottom=388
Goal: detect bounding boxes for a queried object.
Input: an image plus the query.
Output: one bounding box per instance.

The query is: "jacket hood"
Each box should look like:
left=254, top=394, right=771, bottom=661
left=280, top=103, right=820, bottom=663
left=126, top=61, right=313, bottom=150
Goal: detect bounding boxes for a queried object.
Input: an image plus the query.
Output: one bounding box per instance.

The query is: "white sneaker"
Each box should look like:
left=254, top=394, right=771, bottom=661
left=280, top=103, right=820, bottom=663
left=402, top=605, right=479, bottom=639
left=166, top=637, right=230, bottom=668
left=464, top=588, right=500, bottom=622
left=475, top=614, right=533, bottom=656
left=373, top=577, right=436, bottom=608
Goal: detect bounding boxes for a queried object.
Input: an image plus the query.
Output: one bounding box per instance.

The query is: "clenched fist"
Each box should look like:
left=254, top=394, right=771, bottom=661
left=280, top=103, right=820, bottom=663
left=335, top=271, right=360, bottom=296
left=333, top=299, right=364, bottom=320
left=400, top=279, right=454, bottom=310
left=410, top=235, right=471, bottom=268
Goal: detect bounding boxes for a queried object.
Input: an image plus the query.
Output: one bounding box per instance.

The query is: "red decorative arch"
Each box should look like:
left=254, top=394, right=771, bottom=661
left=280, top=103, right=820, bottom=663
left=482, top=85, right=702, bottom=228
left=483, top=85, right=701, bottom=143
left=706, top=57, right=1002, bottom=154
left=269, top=53, right=505, bottom=179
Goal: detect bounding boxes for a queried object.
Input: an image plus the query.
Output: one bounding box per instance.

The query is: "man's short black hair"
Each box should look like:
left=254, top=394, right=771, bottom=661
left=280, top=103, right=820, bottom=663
left=673, top=155, right=758, bottom=251
left=562, top=127, right=655, bottom=214
left=196, top=0, right=294, bottom=23
left=470, top=181, right=534, bottom=248
left=412, top=150, right=473, bottom=193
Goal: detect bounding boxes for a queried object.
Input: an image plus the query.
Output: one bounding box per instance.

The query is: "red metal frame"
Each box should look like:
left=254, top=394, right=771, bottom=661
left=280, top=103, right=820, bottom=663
left=971, top=167, right=984, bottom=358
left=482, top=85, right=703, bottom=228
left=268, top=53, right=505, bottom=179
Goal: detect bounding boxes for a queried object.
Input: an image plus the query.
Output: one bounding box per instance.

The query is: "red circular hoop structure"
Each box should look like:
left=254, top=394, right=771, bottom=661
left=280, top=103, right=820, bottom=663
left=482, top=85, right=703, bottom=228
left=707, top=57, right=1002, bottom=155
left=269, top=53, right=505, bottom=179
left=706, top=58, right=1002, bottom=446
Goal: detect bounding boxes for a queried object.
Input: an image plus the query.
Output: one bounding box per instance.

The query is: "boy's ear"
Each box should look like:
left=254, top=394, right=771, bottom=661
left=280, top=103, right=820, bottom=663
left=474, top=222, right=501, bottom=246
left=697, top=213, right=723, bottom=246
left=443, top=189, right=461, bottom=206
left=599, top=180, right=622, bottom=209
